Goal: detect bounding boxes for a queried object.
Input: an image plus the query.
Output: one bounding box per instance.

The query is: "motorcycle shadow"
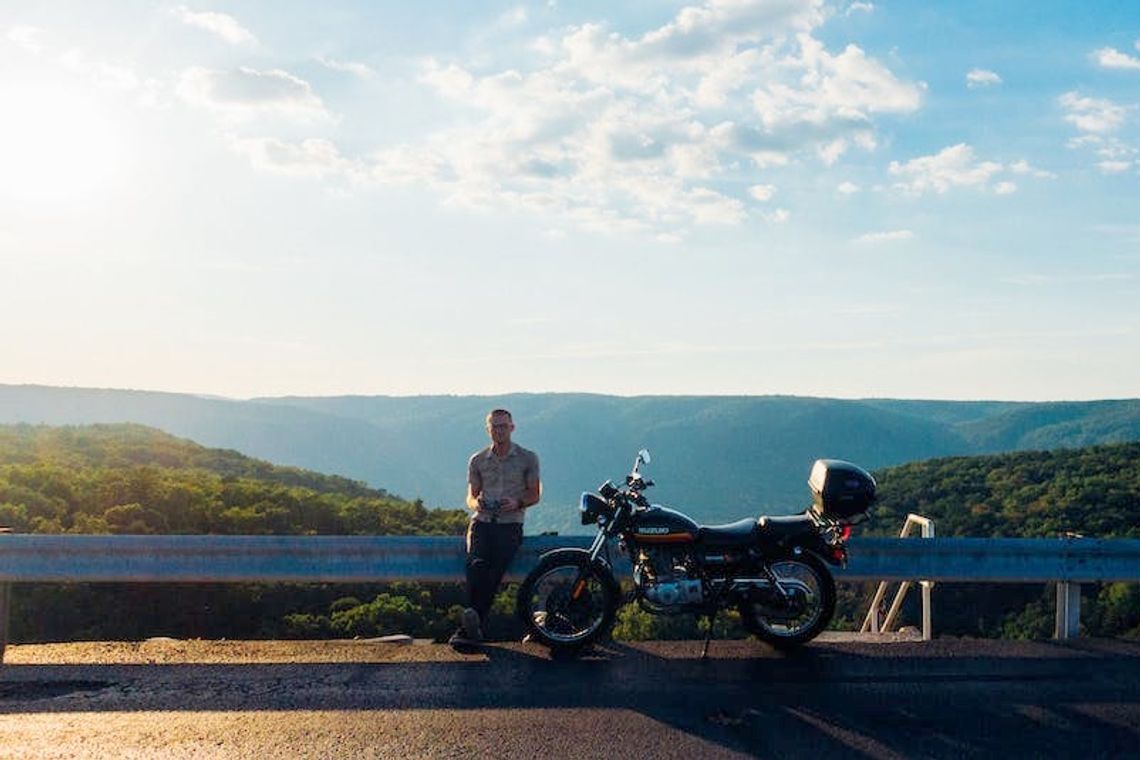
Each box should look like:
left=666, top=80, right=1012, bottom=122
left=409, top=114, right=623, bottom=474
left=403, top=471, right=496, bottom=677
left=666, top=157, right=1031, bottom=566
left=480, top=636, right=836, bottom=668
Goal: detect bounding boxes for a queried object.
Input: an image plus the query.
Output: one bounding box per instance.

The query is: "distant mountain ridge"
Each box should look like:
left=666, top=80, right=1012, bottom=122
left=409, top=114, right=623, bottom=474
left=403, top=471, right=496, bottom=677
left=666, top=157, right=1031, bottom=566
left=3, top=384, right=1140, bottom=534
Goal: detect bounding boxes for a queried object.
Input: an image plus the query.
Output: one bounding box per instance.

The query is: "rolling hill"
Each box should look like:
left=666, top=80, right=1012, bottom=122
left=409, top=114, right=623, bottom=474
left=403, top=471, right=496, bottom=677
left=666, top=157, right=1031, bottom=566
left=3, top=384, right=1139, bottom=534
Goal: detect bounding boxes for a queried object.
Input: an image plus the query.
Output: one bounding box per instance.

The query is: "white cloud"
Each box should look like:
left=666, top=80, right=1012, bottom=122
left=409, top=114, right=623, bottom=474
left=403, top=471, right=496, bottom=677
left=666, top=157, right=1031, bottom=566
left=199, top=1, right=919, bottom=239
left=1067, top=134, right=1138, bottom=164
left=846, top=2, right=874, bottom=15
left=751, top=36, right=923, bottom=131
left=1060, top=92, right=1136, bottom=172
left=854, top=229, right=913, bottom=243
left=818, top=138, right=848, bottom=165
left=1092, top=46, right=1140, bottom=70
left=178, top=67, right=332, bottom=122
left=1097, top=160, right=1133, bottom=174
left=229, top=137, right=359, bottom=179
left=379, top=0, right=923, bottom=237
left=498, top=6, right=528, bottom=27
left=172, top=6, right=257, bottom=45
left=966, top=68, right=1001, bottom=88
left=887, top=147, right=1051, bottom=197
left=59, top=49, right=140, bottom=91
left=7, top=25, right=45, bottom=54
left=748, top=183, right=776, bottom=201
left=1059, top=91, right=1127, bottom=134
left=5, top=26, right=170, bottom=112
left=888, top=144, right=1003, bottom=195
left=1009, top=159, right=1056, bottom=179
left=315, top=56, right=375, bottom=79
left=837, top=180, right=860, bottom=194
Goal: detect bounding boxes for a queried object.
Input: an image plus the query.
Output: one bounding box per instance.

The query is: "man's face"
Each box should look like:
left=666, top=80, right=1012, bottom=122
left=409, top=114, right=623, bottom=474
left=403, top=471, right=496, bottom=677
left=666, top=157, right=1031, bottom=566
left=487, top=414, right=514, bottom=445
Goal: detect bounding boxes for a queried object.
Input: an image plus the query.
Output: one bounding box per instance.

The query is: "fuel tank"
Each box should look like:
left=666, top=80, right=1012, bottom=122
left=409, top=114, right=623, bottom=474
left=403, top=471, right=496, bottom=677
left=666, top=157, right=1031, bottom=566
left=629, top=505, right=699, bottom=543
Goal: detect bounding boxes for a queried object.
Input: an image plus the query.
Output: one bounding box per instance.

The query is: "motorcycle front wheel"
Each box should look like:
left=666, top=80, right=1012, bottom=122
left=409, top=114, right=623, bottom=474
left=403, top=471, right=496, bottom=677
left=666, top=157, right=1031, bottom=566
left=516, top=549, right=621, bottom=654
left=739, top=554, right=836, bottom=649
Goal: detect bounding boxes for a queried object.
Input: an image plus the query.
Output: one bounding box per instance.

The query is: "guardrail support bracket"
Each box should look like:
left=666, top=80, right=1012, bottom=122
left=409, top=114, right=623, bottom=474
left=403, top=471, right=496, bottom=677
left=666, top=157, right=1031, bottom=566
left=1054, top=581, right=1081, bottom=640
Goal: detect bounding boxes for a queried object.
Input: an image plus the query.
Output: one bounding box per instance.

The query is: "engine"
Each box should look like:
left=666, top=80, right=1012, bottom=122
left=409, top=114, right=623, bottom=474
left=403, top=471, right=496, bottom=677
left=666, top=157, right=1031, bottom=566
left=633, top=545, right=704, bottom=608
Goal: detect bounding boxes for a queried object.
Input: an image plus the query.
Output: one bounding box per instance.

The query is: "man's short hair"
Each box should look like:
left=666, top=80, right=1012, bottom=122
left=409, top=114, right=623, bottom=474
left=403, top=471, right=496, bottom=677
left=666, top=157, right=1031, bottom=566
left=486, top=408, right=513, bottom=424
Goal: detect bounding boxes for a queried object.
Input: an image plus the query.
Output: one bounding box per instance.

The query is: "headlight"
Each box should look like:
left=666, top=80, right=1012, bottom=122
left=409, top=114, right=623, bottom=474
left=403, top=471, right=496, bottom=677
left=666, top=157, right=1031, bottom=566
left=580, top=492, right=609, bottom=525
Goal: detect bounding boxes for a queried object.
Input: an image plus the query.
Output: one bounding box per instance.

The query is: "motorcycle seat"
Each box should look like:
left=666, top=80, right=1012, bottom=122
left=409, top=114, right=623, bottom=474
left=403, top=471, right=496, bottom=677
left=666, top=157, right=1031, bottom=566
left=698, top=517, right=761, bottom=545
left=756, top=513, right=816, bottom=540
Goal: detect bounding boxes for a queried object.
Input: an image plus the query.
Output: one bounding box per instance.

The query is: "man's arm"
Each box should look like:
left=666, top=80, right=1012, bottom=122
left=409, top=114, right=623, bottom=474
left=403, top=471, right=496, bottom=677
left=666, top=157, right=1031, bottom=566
left=508, top=455, right=541, bottom=512
left=466, top=482, right=483, bottom=511
left=519, top=477, right=541, bottom=509
left=466, top=458, right=483, bottom=511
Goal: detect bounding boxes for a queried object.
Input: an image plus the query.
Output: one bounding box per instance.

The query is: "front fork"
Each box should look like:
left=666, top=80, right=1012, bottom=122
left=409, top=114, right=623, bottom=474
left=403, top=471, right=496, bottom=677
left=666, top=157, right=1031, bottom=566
left=570, top=529, right=610, bottom=601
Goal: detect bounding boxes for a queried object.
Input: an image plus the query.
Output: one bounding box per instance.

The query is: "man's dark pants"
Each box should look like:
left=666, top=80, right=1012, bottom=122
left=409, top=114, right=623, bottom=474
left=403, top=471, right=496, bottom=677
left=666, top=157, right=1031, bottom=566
left=465, top=520, right=524, bottom=624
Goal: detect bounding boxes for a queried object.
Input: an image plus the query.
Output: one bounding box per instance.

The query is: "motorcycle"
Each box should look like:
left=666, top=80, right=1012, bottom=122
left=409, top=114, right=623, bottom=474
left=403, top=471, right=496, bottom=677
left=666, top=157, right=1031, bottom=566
left=517, top=450, right=876, bottom=655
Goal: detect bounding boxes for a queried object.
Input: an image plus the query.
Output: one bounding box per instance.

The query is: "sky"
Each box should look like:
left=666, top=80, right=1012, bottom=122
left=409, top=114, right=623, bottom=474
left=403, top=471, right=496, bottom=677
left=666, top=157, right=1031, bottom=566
left=1, top=1, right=1138, bottom=402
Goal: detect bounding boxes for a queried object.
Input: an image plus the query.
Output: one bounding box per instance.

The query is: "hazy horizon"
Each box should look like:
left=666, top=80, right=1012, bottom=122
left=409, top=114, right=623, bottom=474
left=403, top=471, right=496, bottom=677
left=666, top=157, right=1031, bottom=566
left=3, top=380, right=1132, bottom=405
left=2, top=1, right=1137, bottom=401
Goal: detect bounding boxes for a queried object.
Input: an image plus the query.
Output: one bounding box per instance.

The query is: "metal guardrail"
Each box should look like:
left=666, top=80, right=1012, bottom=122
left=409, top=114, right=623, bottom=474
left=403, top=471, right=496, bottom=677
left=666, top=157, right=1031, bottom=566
left=2, top=534, right=1139, bottom=658
left=4, top=534, right=1139, bottom=583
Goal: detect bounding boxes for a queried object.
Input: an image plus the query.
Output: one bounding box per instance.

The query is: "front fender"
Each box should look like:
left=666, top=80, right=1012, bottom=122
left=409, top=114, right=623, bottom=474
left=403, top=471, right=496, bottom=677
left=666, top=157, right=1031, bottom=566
left=537, top=547, right=615, bottom=575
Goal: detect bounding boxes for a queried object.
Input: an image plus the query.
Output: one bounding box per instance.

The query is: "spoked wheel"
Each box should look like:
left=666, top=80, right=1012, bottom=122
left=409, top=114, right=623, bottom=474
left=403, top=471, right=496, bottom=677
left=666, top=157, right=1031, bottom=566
left=517, top=550, right=620, bottom=654
left=739, top=554, right=836, bottom=649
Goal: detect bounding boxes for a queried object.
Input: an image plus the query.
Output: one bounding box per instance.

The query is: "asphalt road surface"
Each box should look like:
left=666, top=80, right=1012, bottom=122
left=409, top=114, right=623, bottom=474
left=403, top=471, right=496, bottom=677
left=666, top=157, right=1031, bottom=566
left=1, top=637, right=1138, bottom=758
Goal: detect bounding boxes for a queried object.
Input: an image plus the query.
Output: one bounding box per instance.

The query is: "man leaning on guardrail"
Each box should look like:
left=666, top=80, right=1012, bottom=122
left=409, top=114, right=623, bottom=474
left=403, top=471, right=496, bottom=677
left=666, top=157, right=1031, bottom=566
left=451, top=408, right=541, bottom=646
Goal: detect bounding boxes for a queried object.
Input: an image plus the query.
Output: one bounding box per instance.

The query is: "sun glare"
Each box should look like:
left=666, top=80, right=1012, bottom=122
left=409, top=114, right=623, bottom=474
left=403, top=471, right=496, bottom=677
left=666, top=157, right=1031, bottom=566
left=0, top=84, right=122, bottom=204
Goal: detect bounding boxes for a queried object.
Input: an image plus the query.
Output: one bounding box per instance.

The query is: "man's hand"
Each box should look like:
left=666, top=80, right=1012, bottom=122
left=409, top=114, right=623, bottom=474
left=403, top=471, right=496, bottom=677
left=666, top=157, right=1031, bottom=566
left=500, top=497, right=523, bottom=513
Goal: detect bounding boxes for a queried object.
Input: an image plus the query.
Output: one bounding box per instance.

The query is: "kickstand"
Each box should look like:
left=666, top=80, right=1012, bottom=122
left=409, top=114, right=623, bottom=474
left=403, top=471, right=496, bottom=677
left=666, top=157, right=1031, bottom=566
left=700, top=610, right=717, bottom=660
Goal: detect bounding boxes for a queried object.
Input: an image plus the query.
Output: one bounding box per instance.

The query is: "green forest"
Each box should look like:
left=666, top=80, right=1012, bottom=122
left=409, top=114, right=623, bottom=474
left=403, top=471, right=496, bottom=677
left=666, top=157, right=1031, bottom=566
left=2, top=424, right=1138, bottom=642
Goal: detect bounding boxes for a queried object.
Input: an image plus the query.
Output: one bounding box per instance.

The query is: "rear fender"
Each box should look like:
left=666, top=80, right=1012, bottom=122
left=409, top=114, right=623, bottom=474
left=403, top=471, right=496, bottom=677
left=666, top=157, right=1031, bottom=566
left=773, top=534, right=844, bottom=568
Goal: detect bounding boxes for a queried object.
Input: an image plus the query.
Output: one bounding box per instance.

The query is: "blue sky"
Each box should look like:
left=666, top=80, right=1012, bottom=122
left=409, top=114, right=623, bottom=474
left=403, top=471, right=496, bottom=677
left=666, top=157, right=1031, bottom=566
left=1, top=1, right=1137, bottom=400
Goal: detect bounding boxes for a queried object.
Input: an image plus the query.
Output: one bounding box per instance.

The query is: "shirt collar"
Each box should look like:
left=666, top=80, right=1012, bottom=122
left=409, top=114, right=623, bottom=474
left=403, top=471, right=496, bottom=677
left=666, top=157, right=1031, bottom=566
left=484, top=442, right=517, bottom=459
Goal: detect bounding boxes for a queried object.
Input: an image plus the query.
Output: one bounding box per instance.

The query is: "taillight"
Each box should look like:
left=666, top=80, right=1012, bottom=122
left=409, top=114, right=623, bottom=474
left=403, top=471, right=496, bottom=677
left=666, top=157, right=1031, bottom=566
left=839, top=524, right=853, bottom=542
left=830, top=545, right=848, bottom=564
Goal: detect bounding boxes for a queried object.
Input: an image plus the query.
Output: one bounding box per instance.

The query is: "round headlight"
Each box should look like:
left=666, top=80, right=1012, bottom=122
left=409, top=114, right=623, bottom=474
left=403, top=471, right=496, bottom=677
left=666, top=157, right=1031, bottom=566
left=580, top=491, right=609, bottom=525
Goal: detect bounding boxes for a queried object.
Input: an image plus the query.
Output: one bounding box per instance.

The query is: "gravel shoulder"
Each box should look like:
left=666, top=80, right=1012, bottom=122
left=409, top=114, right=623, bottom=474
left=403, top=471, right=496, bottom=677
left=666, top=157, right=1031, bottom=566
left=3, top=637, right=475, bottom=665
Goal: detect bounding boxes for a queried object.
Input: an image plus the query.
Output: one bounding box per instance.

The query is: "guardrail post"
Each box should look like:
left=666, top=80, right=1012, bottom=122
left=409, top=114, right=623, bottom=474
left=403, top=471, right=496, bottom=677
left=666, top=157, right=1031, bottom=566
left=921, top=579, right=933, bottom=641
left=0, top=581, right=8, bottom=664
left=1055, top=582, right=1081, bottom=640
left=0, top=527, right=10, bottom=663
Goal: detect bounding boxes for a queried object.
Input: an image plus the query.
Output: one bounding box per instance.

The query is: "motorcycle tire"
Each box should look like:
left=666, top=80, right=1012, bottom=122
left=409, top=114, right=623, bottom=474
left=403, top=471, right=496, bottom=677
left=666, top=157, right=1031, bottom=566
left=738, top=553, right=836, bottom=650
left=516, top=548, right=621, bottom=655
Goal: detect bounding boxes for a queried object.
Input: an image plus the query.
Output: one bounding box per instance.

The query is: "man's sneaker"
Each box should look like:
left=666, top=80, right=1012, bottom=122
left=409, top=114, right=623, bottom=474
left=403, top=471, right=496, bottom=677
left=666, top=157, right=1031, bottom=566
left=461, top=607, right=484, bottom=641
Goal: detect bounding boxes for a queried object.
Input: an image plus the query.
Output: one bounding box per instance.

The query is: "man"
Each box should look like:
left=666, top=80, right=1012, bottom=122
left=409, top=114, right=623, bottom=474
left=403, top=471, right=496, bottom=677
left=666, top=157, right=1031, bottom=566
left=451, top=408, right=541, bottom=645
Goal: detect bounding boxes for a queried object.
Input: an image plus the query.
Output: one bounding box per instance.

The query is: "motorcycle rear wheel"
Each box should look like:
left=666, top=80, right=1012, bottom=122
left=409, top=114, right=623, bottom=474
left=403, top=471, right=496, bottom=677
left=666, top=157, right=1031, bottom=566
left=516, top=549, right=621, bottom=654
left=738, top=554, right=836, bottom=649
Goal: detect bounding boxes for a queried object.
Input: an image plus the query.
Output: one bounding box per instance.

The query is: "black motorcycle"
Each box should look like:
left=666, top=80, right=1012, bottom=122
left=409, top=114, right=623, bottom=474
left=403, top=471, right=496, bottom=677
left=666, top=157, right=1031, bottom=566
left=517, top=450, right=875, bottom=655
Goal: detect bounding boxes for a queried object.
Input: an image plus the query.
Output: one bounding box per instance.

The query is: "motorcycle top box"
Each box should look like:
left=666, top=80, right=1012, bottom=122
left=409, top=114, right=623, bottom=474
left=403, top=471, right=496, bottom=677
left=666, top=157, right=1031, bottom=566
left=808, top=459, right=877, bottom=519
